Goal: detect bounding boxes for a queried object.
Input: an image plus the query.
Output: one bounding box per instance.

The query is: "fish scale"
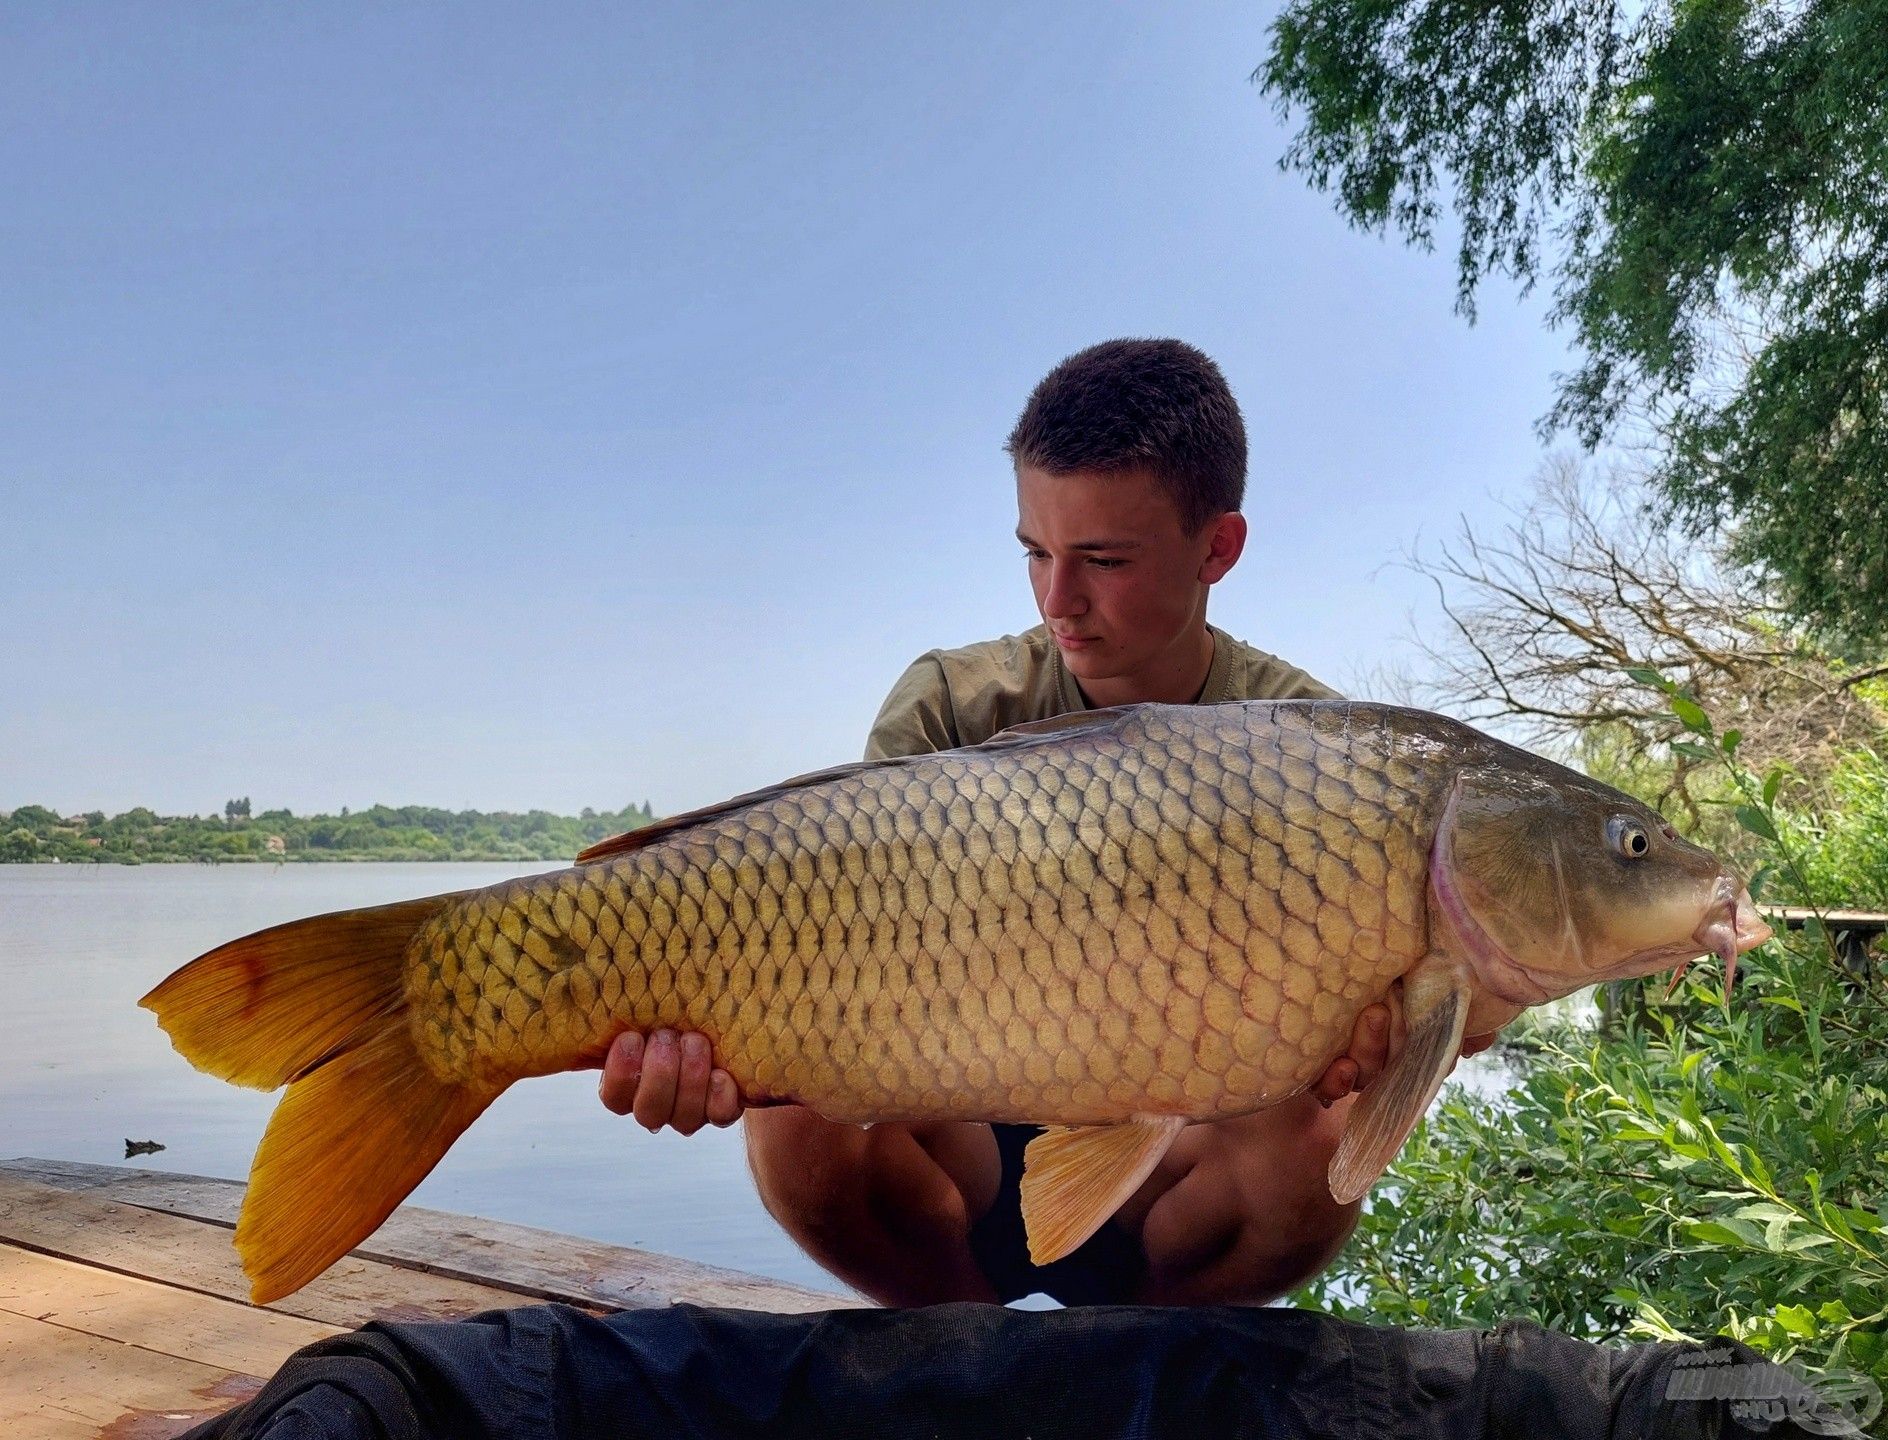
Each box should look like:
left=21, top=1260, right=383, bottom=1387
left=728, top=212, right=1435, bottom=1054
left=145, top=696, right=1769, bottom=1301
left=407, top=702, right=1427, bottom=1124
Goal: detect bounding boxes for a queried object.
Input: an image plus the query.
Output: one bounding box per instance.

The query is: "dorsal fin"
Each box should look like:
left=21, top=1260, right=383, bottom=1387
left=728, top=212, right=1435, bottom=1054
left=979, top=703, right=1143, bottom=746
left=574, top=703, right=1148, bottom=866
left=575, top=757, right=897, bottom=864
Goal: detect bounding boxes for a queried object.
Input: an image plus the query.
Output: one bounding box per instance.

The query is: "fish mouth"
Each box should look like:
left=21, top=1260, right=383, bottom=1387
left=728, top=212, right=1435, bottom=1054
left=1664, top=877, right=1772, bottom=996
left=1604, top=876, right=1772, bottom=997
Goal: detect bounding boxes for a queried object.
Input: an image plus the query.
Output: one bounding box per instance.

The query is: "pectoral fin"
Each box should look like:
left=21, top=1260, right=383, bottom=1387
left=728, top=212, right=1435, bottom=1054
left=1020, top=1115, right=1185, bottom=1265
left=1327, top=974, right=1471, bottom=1205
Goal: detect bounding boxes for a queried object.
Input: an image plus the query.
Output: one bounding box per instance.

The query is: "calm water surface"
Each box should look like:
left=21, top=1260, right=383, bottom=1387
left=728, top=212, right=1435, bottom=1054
left=0, top=862, right=850, bottom=1296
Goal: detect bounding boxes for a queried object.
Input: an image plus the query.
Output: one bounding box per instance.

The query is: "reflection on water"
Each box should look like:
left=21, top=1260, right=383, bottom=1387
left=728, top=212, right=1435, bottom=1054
left=0, top=862, right=846, bottom=1296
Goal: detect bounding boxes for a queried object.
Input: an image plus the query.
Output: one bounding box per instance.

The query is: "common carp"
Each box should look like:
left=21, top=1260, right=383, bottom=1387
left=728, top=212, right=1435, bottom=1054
left=143, top=700, right=1772, bottom=1302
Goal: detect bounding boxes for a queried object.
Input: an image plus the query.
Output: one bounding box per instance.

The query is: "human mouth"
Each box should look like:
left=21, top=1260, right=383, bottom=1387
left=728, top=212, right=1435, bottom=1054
left=1053, top=632, right=1098, bottom=651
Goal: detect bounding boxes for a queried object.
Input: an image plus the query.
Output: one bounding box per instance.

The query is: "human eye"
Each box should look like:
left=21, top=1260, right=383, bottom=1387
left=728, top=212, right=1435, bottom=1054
left=1087, top=557, right=1126, bottom=570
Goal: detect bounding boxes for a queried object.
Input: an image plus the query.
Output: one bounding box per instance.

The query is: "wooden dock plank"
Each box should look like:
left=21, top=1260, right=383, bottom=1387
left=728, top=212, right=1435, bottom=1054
left=0, top=1308, right=262, bottom=1440
left=4, top=1158, right=860, bottom=1313
left=0, top=1247, right=339, bottom=1377
left=0, top=1174, right=560, bottom=1329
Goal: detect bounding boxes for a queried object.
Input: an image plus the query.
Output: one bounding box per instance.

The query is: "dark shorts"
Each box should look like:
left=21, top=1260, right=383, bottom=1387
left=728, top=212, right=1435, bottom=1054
left=965, top=1122, right=1147, bottom=1305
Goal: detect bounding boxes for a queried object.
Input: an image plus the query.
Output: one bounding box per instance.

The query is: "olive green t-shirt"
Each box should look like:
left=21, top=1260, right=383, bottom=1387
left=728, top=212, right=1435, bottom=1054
left=864, top=623, right=1341, bottom=761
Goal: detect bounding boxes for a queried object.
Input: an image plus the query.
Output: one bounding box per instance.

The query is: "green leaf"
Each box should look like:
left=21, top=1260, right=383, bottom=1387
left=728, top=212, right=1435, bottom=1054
left=1763, top=767, right=1785, bottom=807
left=1745, top=1147, right=1774, bottom=1193
left=1721, top=728, right=1742, bottom=756
left=1625, top=666, right=1669, bottom=691
left=1782, top=1232, right=1837, bottom=1253
left=1839, top=1206, right=1882, bottom=1234
left=1774, top=1304, right=1819, bottom=1338
left=1683, top=1219, right=1762, bottom=1249
left=1671, top=696, right=1712, bottom=734
left=1731, top=1203, right=1797, bottom=1224
left=1670, top=740, right=1715, bottom=761
left=1735, top=805, right=1778, bottom=841
left=1704, top=1126, right=1745, bottom=1177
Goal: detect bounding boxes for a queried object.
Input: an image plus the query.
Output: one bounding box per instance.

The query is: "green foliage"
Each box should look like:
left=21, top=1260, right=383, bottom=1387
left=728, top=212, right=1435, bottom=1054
left=1292, top=674, right=1888, bottom=1397
left=1261, top=1, right=1888, bottom=643
left=0, top=801, right=657, bottom=864
left=1777, top=748, right=1888, bottom=909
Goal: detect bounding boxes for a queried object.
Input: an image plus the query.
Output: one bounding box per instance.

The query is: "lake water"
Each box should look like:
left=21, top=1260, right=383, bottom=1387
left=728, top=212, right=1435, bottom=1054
left=0, top=862, right=1528, bottom=1309
left=0, top=862, right=850, bottom=1297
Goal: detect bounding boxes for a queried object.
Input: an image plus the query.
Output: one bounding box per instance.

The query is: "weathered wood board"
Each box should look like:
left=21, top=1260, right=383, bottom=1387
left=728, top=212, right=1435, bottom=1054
left=4, top=1158, right=856, bottom=1314
left=1, top=1158, right=859, bottom=1438
left=0, top=1308, right=263, bottom=1440
left=0, top=1174, right=560, bottom=1328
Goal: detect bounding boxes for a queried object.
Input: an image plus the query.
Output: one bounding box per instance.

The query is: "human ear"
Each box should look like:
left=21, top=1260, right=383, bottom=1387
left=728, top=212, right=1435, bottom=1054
left=1197, top=512, right=1246, bottom=584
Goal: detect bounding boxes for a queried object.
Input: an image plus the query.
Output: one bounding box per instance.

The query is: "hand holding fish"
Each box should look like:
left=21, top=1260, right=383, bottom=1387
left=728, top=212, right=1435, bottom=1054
left=591, top=1029, right=743, bottom=1134
left=1314, top=987, right=1503, bottom=1106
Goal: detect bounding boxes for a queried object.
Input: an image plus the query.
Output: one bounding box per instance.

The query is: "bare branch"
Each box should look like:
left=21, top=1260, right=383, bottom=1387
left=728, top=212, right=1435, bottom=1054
left=1393, top=457, right=1888, bottom=830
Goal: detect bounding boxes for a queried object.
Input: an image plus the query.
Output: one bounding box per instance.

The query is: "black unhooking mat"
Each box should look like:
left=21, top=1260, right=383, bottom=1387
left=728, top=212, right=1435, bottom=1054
left=184, top=1301, right=1835, bottom=1439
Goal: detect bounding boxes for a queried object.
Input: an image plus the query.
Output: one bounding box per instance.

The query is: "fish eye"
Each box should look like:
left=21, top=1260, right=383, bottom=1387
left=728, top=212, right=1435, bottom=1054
left=1607, top=816, right=1651, bottom=860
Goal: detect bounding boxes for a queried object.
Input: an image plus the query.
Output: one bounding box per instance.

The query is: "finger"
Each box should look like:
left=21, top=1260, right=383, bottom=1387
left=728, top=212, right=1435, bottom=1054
left=1349, top=1003, right=1393, bottom=1092
left=706, top=1070, right=743, bottom=1127
left=632, top=1030, right=682, bottom=1132
left=1312, top=1058, right=1359, bottom=1106
left=669, top=1033, right=712, bottom=1137
left=1382, top=982, right=1410, bottom=1065
left=597, top=1032, right=644, bottom=1115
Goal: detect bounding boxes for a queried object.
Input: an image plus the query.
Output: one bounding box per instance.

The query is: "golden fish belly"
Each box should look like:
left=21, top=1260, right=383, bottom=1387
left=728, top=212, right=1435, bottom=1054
left=405, top=704, right=1432, bottom=1125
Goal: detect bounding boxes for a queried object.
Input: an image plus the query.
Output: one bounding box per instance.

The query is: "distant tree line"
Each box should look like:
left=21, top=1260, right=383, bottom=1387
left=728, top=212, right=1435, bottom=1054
left=0, top=800, right=658, bottom=864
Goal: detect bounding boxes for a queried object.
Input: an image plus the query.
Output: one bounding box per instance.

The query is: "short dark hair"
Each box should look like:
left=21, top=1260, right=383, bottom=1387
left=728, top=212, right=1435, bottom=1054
left=1005, top=338, right=1246, bottom=533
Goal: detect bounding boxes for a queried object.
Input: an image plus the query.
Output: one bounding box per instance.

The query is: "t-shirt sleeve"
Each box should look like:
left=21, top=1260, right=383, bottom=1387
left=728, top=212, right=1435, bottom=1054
left=1269, top=663, right=1344, bottom=702
left=864, top=654, right=960, bottom=761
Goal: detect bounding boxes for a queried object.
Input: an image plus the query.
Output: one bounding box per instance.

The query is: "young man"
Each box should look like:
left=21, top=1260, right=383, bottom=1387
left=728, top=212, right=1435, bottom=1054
left=598, top=339, right=1494, bottom=1305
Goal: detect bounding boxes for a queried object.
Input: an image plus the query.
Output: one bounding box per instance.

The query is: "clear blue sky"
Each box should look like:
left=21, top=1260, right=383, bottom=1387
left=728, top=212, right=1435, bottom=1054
left=1, top=3, right=1573, bottom=818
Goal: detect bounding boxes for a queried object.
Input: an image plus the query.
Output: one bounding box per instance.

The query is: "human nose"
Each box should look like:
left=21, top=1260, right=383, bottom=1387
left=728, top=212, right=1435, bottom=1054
left=1041, top=559, right=1087, bottom=619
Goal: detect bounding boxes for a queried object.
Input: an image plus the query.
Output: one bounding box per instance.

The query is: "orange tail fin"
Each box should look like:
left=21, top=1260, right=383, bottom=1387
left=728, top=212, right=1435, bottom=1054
left=140, top=894, right=503, bottom=1302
